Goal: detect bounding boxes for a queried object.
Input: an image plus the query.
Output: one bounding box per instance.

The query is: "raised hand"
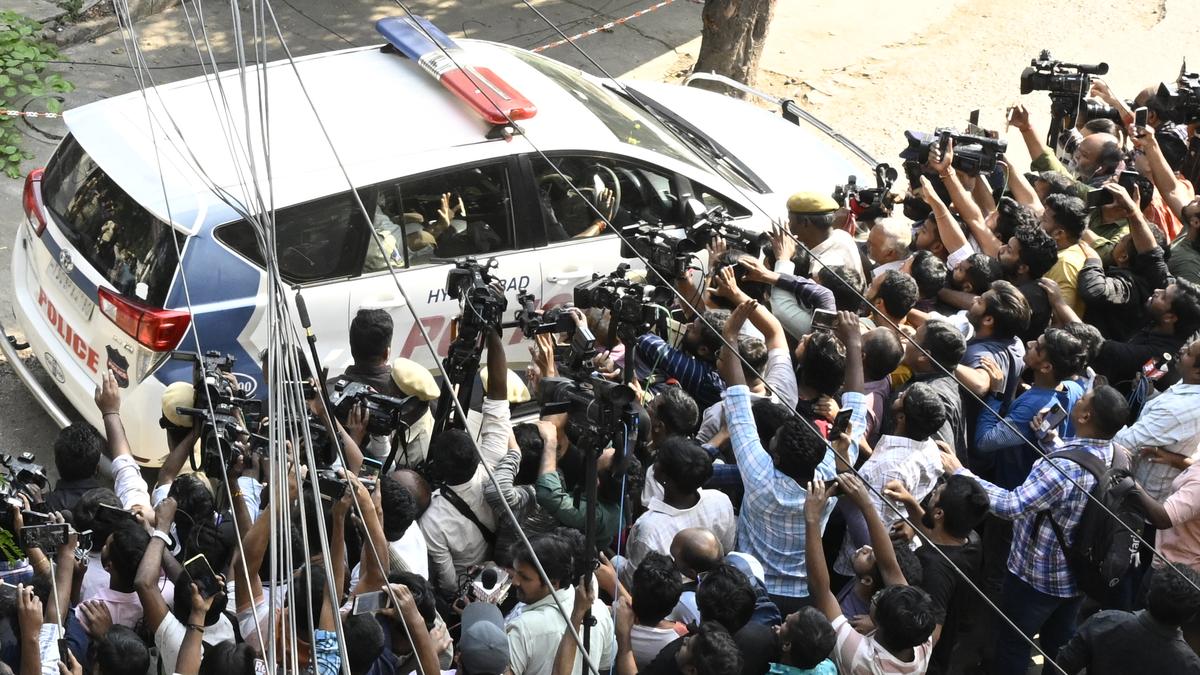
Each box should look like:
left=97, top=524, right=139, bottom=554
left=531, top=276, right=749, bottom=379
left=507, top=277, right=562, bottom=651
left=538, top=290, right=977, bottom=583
left=1038, top=277, right=1065, bottom=306
left=712, top=265, right=746, bottom=301
left=737, top=256, right=777, bottom=284
left=1103, top=181, right=1140, bottom=217
left=804, top=478, right=831, bottom=522
left=882, top=479, right=914, bottom=504
left=1007, top=104, right=1032, bottom=132
left=770, top=222, right=796, bottom=262
left=722, top=298, right=758, bottom=343
left=94, top=370, right=121, bottom=415
left=835, top=472, right=870, bottom=508
left=929, top=137, right=954, bottom=175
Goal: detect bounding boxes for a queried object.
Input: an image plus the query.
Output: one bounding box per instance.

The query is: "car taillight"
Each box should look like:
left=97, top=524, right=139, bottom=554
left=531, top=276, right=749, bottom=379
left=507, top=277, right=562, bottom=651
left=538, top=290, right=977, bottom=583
left=23, top=168, right=46, bottom=236
left=97, top=288, right=191, bottom=352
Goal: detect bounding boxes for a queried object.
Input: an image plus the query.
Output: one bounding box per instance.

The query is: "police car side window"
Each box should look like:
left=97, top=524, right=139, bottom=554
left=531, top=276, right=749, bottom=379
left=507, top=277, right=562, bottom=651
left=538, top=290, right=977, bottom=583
left=216, top=191, right=367, bottom=284
left=533, top=156, right=677, bottom=243
left=687, top=180, right=753, bottom=219
left=364, top=163, right=514, bottom=272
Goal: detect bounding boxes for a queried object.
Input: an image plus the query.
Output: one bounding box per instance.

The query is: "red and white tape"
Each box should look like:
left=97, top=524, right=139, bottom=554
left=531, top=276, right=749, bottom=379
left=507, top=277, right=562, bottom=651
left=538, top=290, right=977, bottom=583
left=531, top=0, right=696, bottom=53
left=0, top=109, right=62, bottom=119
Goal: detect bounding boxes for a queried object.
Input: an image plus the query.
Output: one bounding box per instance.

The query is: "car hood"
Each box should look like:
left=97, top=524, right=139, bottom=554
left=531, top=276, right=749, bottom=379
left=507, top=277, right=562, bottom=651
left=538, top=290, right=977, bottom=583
left=621, top=80, right=864, bottom=204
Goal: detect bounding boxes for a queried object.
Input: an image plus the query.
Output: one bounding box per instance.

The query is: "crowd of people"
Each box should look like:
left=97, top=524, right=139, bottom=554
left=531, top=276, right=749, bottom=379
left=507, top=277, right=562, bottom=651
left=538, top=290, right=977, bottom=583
left=7, top=75, right=1200, bottom=675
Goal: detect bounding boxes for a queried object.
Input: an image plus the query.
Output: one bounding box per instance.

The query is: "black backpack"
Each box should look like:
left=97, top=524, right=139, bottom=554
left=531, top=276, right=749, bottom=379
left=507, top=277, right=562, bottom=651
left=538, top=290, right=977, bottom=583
left=1033, top=446, right=1141, bottom=601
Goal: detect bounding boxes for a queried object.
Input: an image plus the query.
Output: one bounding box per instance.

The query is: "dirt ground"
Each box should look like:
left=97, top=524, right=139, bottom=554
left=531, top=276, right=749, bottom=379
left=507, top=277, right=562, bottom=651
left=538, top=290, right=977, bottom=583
left=631, top=0, right=1199, bottom=175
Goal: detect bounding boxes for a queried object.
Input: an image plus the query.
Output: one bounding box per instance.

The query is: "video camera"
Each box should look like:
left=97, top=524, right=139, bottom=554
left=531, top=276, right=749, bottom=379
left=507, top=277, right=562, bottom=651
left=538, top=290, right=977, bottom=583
left=511, top=291, right=575, bottom=340
left=901, top=129, right=1007, bottom=177
left=327, top=378, right=427, bottom=436
left=1020, top=50, right=1108, bottom=97
left=833, top=163, right=899, bottom=220
left=443, top=258, right=508, bottom=384
left=171, top=351, right=254, bottom=475
left=539, top=375, right=638, bottom=456
left=682, top=202, right=768, bottom=258
left=1157, top=60, right=1200, bottom=124
left=574, top=264, right=668, bottom=344
left=1019, top=50, right=1111, bottom=146
left=618, top=224, right=703, bottom=284
left=0, top=452, right=49, bottom=532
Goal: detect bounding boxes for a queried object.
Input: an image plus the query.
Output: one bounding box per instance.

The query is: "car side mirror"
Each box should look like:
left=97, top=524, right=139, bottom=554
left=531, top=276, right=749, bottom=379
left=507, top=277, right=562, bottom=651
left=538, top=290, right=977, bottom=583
left=683, top=198, right=707, bottom=228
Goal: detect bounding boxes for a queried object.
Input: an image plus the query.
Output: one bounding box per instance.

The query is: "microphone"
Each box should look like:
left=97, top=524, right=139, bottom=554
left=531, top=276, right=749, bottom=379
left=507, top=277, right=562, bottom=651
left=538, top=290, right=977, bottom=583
left=295, top=292, right=312, bottom=330
left=481, top=567, right=498, bottom=590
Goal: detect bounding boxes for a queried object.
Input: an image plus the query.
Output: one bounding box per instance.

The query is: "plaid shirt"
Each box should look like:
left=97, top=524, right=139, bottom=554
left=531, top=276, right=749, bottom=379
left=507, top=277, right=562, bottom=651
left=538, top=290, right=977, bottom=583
left=636, top=333, right=725, bottom=409
left=1114, top=382, right=1200, bottom=501
left=959, top=437, right=1112, bottom=598
left=728, top=385, right=866, bottom=598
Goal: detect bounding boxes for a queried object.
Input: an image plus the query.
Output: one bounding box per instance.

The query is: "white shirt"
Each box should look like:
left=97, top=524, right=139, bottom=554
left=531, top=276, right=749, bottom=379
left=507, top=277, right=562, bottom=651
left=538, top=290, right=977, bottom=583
left=155, top=611, right=236, bottom=675
left=630, top=624, right=681, bottom=670
left=506, top=585, right=614, bottom=675
left=349, top=521, right=430, bottom=589
left=871, top=259, right=906, bottom=280
left=831, top=615, right=932, bottom=674
left=623, top=490, right=737, bottom=587
left=696, top=348, right=799, bottom=443
left=419, top=396, right=508, bottom=592
left=835, top=435, right=943, bottom=575
left=810, top=229, right=865, bottom=281
left=420, top=469, right=497, bottom=594
left=1115, top=382, right=1200, bottom=500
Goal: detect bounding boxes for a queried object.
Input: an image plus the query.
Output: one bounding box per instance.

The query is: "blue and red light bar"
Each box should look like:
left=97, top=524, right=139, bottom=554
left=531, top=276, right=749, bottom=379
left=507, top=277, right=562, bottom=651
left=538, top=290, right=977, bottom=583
left=376, top=16, right=537, bottom=127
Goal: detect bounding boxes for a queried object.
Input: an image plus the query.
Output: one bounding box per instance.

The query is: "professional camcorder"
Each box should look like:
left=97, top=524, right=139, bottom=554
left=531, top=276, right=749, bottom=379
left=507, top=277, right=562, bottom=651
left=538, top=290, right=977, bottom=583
left=172, top=351, right=254, bottom=475
left=511, top=291, right=575, bottom=339
left=574, top=264, right=668, bottom=342
left=901, top=129, right=1007, bottom=177
left=446, top=257, right=507, bottom=333
left=683, top=203, right=768, bottom=258
left=327, top=378, right=427, bottom=436
left=1019, top=50, right=1111, bottom=146
left=443, top=258, right=508, bottom=383
left=618, top=223, right=703, bottom=284
left=539, top=375, right=638, bottom=454
left=1157, top=61, right=1200, bottom=124
left=833, top=164, right=899, bottom=220
left=1020, top=50, right=1108, bottom=97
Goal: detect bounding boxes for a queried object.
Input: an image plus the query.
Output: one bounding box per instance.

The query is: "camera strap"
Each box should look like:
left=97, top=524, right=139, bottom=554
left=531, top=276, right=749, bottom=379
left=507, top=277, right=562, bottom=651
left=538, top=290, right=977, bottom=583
left=440, top=486, right=496, bottom=547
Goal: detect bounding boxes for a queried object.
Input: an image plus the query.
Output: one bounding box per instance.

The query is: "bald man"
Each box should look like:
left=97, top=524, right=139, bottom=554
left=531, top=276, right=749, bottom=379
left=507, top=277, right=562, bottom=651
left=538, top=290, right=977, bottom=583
left=667, top=528, right=782, bottom=626
left=390, top=468, right=431, bottom=515
left=867, top=217, right=913, bottom=279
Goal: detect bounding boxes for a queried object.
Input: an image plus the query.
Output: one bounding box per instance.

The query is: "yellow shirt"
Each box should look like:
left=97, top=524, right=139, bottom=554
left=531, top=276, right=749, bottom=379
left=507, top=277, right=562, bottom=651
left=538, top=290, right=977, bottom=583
left=1046, top=243, right=1089, bottom=317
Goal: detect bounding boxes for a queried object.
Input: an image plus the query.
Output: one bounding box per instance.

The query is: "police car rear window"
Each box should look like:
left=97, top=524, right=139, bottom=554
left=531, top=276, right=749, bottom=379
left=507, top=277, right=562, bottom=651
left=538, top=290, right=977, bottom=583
left=41, top=135, right=182, bottom=307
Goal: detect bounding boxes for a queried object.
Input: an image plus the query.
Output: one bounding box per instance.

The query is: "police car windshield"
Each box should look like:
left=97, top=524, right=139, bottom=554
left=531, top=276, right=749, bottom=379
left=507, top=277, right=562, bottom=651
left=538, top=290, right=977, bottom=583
left=506, top=49, right=732, bottom=181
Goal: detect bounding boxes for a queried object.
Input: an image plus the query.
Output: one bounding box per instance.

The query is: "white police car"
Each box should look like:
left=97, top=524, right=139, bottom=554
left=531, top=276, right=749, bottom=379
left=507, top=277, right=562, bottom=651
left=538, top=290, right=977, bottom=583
left=9, top=16, right=858, bottom=465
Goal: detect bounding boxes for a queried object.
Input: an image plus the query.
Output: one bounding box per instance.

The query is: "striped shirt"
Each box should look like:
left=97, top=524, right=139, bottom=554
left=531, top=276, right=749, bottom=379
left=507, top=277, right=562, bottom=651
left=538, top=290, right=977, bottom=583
left=728, top=384, right=866, bottom=598
left=958, top=437, right=1112, bottom=598
left=636, top=333, right=725, bottom=409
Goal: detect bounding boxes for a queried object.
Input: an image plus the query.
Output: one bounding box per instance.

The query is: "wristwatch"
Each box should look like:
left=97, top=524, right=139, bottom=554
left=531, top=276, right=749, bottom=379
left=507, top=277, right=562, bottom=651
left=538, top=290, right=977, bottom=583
left=151, top=530, right=175, bottom=548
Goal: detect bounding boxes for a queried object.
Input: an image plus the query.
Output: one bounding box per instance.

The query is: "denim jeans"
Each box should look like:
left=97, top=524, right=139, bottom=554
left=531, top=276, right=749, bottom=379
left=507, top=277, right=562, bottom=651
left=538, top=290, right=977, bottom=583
left=993, top=572, right=1083, bottom=675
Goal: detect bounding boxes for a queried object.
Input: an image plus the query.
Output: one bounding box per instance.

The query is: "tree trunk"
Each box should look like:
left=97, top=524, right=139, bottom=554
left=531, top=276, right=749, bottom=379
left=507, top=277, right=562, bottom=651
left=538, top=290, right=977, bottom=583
left=692, top=0, right=778, bottom=97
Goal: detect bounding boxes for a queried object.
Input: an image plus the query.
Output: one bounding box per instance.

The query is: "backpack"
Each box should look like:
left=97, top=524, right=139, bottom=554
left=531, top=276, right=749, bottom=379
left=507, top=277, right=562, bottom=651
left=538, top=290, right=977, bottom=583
left=1033, top=446, right=1141, bottom=601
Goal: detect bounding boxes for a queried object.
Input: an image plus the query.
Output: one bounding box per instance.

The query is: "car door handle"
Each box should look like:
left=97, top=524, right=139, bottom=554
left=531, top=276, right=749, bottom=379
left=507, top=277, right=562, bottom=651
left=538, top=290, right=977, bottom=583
left=371, top=295, right=407, bottom=309
left=547, top=270, right=592, bottom=284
